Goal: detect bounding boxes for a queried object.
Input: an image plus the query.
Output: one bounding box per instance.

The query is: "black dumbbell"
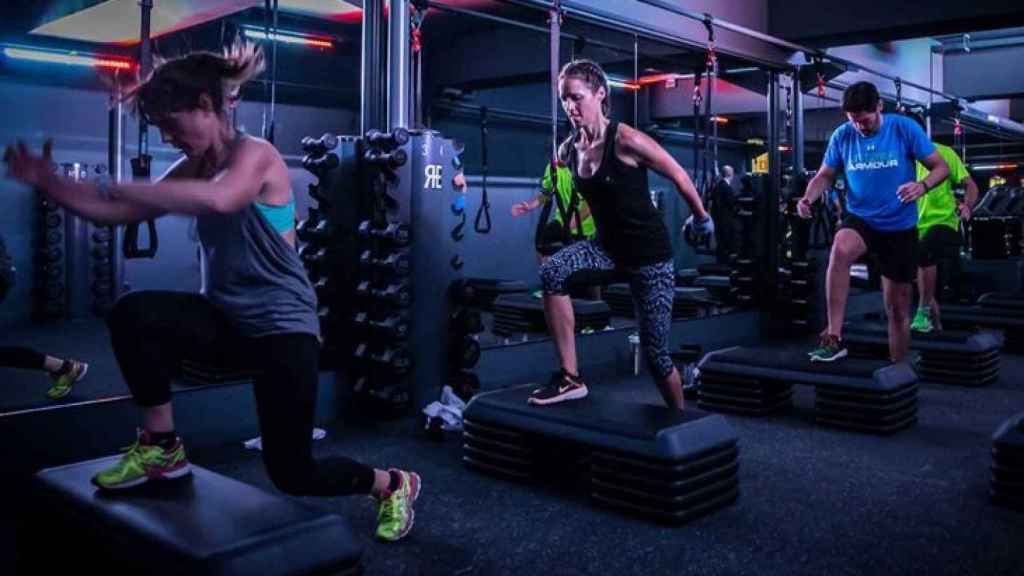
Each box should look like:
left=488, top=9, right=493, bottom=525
left=44, top=282, right=65, bottom=300
left=312, top=277, right=332, bottom=299
left=39, top=247, right=63, bottom=264
left=92, top=229, right=112, bottom=243
left=370, top=314, right=409, bottom=339
left=375, top=223, right=410, bottom=245
left=450, top=371, right=480, bottom=403
left=451, top=308, right=483, bottom=334
left=352, top=311, right=372, bottom=330
left=308, top=183, right=329, bottom=205
left=358, top=220, right=373, bottom=239
left=356, top=280, right=411, bottom=306
left=373, top=346, right=412, bottom=373
left=298, top=218, right=331, bottom=243
left=301, top=133, right=339, bottom=154
left=353, top=342, right=372, bottom=363
left=361, top=250, right=409, bottom=275
left=448, top=279, right=476, bottom=306
left=358, top=250, right=374, bottom=268
left=363, top=148, right=408, bottom=169
left=365, top=127, right=410, bottom=148
left=298, top=244, right=328, bottom=264
left=302, top=152, right=340, bottom=174
left=450, top=335, right=481, bottom=369
left=45, top=213, right=63, bottom=228
left=375, top=282, right=411, bottom=306
left=370, top=383, right=410, bottom=406
left=356, top=281, right=409, bottom=306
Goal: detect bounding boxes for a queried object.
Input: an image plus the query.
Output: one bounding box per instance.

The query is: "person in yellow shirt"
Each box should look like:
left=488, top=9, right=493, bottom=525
left=511, top=162, right=596, bottom=261
left=904, top=110, right=978, bottom=332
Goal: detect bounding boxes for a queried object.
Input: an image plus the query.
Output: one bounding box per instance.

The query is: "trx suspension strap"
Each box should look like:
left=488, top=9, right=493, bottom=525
left=692, top=64, right=704, bottom=202
left=261, top=0, right=279, bottom=143
left=535, top=0, right=584, bottom=250
left=474, top=106, right=492, bottom=233
left=124, top=0, right=157, bottom=259
left=549, top=0, right=561, bottom=168
left=954, top=114, right=965, bottom=163
left=703, top=15, right=719, bottom=181
left=894, top=77, right=903, bottom=113
left=411, top=0, right=427, bottom=127
left=814, top=56, right=826, bottom=144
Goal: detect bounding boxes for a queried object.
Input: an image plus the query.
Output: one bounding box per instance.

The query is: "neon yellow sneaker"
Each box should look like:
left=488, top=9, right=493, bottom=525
left=375, top=469, right=421, bottom=542
left=910, top=307, right=934, bottom=333
left=46, top=359, right=88, bottom=400
left=92, top=430, right=191, bottom=490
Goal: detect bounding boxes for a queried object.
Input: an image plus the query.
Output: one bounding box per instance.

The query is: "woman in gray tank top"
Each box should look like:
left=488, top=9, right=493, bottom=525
left=5, top=40, right=420, bottom=542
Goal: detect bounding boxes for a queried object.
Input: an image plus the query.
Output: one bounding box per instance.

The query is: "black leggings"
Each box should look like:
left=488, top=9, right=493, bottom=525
left=539, top=240, right=677, bottom=379
left=107, top=290, right=375, bottom=496
left=0, top=346, right=46, bottom=371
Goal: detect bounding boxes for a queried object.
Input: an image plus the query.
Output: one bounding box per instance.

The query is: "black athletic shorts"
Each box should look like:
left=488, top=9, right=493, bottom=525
left=839, top=214, right=918, bottom=284
left=918, top=224, right=962, bottom=268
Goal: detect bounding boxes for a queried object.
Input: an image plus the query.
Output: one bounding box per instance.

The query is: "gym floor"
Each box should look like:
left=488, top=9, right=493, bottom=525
left=180, top=356, right=1024, bottom=576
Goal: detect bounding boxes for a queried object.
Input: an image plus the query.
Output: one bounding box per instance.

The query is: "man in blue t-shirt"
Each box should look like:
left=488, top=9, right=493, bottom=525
left=797, top=81, right=949, bottom=363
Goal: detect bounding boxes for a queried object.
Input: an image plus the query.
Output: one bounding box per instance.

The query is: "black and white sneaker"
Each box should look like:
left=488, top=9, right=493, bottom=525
left=528, top=370, right=588, bottom=406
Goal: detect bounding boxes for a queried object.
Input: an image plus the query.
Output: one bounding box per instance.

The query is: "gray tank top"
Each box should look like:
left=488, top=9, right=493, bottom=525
left=197, top=203, right=319, bottom=338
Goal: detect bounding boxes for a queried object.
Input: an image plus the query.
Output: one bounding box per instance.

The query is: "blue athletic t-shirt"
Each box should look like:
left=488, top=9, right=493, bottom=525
left=823, top=114, right=935, bottom=231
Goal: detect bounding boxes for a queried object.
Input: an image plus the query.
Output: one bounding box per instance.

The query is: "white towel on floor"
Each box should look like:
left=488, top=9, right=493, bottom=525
left=422, top=385, right=467, bottom=431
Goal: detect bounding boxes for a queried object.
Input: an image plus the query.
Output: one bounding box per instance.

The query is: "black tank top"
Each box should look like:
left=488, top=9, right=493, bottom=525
left=571, top=121, right=673, bottom=267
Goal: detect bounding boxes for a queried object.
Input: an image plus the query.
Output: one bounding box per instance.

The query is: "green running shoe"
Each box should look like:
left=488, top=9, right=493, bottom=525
left=809, top=334, right=847, bottom=363
left=910, top=307, right=934, bottom=333
left=375, top=469, right=421, bottom=542
left=46, top=359, right=88, bottom=400
left=92, top=430, right=191, bottom=490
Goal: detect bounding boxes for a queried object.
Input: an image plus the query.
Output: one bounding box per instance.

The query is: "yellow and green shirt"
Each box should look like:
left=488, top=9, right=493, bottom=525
left=916, top=142, right=968, bottom=239
left=542, top=164, right=596, bottom=238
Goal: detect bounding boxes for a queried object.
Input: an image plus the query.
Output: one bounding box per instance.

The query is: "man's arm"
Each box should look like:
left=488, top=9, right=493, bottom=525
left=898, top=151, right=949, bottom=203
left=803, top=163, right=837, bottom=204
left=963, top=176, right=979, bottom=209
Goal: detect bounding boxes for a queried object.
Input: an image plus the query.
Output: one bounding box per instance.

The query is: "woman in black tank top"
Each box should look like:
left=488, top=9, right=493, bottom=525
left=529, top=59, right=713, bottom=411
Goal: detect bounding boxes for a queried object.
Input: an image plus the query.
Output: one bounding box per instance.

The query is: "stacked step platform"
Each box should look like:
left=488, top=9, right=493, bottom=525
left=463, top=383, right=740, bottom=524
left=991, top=412, right=1024, bottom=510
left=697, top=346, right=919, bottom=434
left=24, top=458, right=362, bottom=575
left=940, top=304, right=1024, bottom=351
left=602, top=283, right=710, bottom=320
left=842, top=321, right=1002, bottom=387
left=492, top=293, right=611, bottom=336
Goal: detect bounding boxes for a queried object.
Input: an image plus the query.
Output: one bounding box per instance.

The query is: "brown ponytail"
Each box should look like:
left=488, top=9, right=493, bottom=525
left=124, top=39, right=265, bottom=124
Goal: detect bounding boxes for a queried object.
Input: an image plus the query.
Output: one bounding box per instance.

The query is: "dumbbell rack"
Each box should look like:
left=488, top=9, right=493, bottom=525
left=729, top=195, right=760, bottom=306
left=34, top=162, right=118, bottom=320
left=778, top=196, right=819, bottom=333
left=34, top=196, right=67, bottom=320
left=298, top=133, right=365, bottom=370
left=300, top=128, right=469, bottom=413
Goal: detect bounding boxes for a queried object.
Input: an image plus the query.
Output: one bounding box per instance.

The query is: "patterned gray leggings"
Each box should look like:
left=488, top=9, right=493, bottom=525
left=540, top=240, right=677, bottom=379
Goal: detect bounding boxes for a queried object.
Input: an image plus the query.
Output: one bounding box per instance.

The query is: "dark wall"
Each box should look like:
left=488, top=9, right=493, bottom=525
left=767, top=0, right=1024, bottom=46
left=944, top=46, right=1024, bottom=100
